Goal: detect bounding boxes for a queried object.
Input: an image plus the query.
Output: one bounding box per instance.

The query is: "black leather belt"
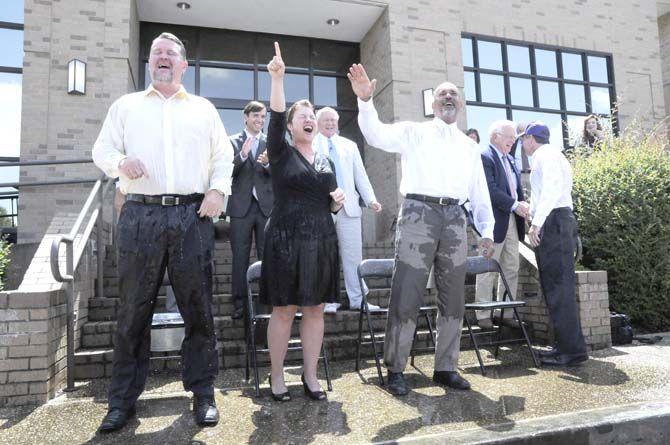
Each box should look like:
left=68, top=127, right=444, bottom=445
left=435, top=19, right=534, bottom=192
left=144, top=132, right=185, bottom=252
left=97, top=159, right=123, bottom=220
left=126, top=193, right=204, bottom=206
left=405, top=193, right=459, bottom=206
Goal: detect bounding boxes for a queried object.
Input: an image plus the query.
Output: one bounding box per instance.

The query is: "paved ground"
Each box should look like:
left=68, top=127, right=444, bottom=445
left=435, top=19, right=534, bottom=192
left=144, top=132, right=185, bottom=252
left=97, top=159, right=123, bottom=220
left=2, top=334, right=670, bottom=444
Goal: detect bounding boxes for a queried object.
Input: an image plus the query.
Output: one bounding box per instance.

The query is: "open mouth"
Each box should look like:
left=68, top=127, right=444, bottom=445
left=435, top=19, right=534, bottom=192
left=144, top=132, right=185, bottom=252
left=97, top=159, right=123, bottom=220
left=157, top=63, right=171, bottom=70
left=304, top=125, right=314, bottom=134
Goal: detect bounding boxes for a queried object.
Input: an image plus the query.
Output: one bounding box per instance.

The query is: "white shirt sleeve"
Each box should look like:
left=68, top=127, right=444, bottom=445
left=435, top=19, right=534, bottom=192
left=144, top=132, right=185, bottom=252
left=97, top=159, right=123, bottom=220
left=469, top=152, right=495, bottom=240
left=357, top=98, right=412, bottom=154
left=92, top=99, right=127, bottom=178
left=208, top=106, right=234, bottom=196
left=532, top=151, right=565, bottom=228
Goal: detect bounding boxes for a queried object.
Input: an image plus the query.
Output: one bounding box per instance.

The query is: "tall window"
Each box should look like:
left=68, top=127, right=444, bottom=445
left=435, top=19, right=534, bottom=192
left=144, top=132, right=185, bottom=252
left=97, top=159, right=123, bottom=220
left=462, top=34, right=616, bottom=153
left=139, top=24, right=362, bottom=148
left=0, top=0, right=24, bottom=227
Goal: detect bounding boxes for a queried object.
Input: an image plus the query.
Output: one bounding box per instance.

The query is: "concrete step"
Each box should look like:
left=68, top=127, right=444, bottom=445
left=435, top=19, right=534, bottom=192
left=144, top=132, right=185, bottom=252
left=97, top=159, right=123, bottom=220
left=73, top=326, right=495, bottom=380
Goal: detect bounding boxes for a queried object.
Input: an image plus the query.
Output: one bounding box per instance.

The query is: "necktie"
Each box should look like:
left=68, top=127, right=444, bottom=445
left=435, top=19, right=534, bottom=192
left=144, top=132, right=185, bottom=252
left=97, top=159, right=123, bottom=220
left=502, top=155, right=517, bottom=201
left=328, top=138, right=343, bottom=188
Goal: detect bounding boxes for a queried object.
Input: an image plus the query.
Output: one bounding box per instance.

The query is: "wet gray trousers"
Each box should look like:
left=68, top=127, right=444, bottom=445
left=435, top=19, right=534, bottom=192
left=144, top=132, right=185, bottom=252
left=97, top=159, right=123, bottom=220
left=384, top=199, right=467, bottom=373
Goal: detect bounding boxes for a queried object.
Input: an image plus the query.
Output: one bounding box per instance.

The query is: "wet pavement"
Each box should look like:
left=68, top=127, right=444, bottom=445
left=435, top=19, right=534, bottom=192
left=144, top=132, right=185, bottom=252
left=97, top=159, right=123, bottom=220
left=2, top=334, right=670, bottom=444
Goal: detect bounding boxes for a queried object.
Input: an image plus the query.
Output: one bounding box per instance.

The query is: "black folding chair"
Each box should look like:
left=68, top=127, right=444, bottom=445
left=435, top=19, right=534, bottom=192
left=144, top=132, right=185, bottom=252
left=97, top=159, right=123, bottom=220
left=355, top=258, right=437, bottom=385
left=464, top=256, right=540, bottom=375
left=244, top=261, right=333, bottom=397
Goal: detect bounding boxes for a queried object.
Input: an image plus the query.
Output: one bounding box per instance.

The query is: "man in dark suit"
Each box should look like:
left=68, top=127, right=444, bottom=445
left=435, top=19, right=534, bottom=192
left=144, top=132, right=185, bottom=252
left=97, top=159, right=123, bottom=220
left=228, top=101, right=274, bottom=319
left=474, top=120, right=530, bottom=329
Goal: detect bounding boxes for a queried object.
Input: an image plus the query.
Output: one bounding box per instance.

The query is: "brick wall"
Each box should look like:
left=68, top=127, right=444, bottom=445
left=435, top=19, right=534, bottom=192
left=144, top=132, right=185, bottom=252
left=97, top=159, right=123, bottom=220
left=659, top=13, right=670, bottom=125
left=19, top=0, right=140, bottom=244
left=0, top=213, right=98, bottom=407
left=517, top=258, right=611, bottom=351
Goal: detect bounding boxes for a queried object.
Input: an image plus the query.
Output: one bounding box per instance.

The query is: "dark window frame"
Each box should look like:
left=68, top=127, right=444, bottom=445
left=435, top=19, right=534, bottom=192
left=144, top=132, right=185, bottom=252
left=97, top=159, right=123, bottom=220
left=462, top=33, right=617, bottom=148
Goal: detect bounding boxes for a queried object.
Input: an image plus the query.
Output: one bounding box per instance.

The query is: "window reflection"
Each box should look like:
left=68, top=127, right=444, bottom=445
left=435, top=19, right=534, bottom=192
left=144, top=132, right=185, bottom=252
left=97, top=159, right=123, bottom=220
left=0, top=0, right=23, bottom=23
left=464, top=71, right=476, bottom=101
left=258, top=35, right=309, bottom=70
left=0, top=29, right=24, bottom=68
left=564, top=83, right=586, bottom=112
left=0, top=73, right=22, bottom=158
left=466, top=105, right=508, bottom=150
left=588, top=56, right=608, bottom=83
left=561, top=52, right=583, bottom=81
left=480, top=73, right=505, bottom=104
left=462, top=38, right=474, bottom=67
left=478, top=40, right=502, bottom=71
left=507, top=45, right=531, bottom=74
left=314, top=76, right=337, bottom=106
left=511, top=110, right=564, bottom=147
left=537, top=80, right=560, bottom=109
left=259, top=71, right=309, bottom=103
left=200, top=30, right=254, bottom=65
left=217, top=109, right=245, bottom=136
left=509, top=77, right=533, bottom=107
left=535, top=49, right=557, bottom=77
left=143, top=63, right=195, bottom=92
left=590, top=86, right=611, bottom=114
left=312, top=40, right=358, bottom=73
left=201, top=67, right=253, bottom=100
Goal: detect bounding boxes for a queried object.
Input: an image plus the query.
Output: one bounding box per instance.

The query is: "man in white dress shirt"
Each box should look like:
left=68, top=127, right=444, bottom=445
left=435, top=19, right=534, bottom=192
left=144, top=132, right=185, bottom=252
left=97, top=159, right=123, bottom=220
left=314, top=107, right=382, bottom=313
left=92, top=32, right=233, bottom=432
left=521, top=121, right=588, bottom=367
left=348, top=64, right=495, bottom=396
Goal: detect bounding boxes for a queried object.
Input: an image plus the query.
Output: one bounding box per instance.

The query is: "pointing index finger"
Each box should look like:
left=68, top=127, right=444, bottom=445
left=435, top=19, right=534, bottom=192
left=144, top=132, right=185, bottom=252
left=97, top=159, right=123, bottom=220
left=274, top=41, right=282, bottom=59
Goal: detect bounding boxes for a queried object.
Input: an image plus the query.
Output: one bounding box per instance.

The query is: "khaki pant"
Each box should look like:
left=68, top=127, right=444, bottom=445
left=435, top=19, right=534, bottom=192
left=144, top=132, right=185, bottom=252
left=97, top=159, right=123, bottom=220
left=474, top=214, right=519, bottom=320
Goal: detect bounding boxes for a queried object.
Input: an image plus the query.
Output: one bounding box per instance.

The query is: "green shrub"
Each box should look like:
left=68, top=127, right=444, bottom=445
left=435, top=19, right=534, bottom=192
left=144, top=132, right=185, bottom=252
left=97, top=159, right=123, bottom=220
left=572, top=121, right=670, bottom=331
left=0, top=237, right=11, bottom=291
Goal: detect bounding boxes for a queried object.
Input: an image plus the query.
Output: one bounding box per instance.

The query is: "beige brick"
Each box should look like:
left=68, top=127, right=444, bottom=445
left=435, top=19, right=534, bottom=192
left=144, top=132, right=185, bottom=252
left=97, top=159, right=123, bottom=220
left=7, top=321, right=48, bottom=333
left=0, top=334, right=31, bottom=346
left=0, top=383, right=28, bottom=397
left=30, top=309, right=49, bottom=320
left=7, top=370, right=46, bottom=383
left=30, top=357, right=48, bottom=369
left=8, top=344, right=48, bottom=358
left=0, top=358, right=30, bottom=372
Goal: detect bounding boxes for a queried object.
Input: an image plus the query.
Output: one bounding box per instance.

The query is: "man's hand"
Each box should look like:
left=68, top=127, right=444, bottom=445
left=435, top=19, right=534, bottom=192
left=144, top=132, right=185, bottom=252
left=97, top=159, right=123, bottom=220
left=198, top=189, right=225, bottom=218
left=514, top=201, right=530, bottom=218
left=330, top=187, right=345, bottom=211
left=257, top=151, right=269, bottom=166
left=240, top=136, right=253, bottom=158
left=528, top=224, right=542, bottom=247
left=347, top=64, right=377, bottom=102
left=119, top=157, right=149, bottom=180
left=370, top=201, right=382, bottom=213
left=267, top=42, right=285, bottom=80
left=479, top=238, right=495, bottom=258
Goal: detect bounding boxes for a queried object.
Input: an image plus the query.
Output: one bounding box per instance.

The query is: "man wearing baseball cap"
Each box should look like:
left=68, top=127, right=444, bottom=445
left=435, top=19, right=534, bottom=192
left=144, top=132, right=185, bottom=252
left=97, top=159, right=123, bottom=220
left=520, top=121, right=588, bottom=366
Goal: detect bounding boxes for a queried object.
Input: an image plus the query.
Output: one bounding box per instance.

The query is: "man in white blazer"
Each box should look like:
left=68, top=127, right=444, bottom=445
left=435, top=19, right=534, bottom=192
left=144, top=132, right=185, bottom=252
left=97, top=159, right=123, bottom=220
left=315, top=107, right=383, bottom=313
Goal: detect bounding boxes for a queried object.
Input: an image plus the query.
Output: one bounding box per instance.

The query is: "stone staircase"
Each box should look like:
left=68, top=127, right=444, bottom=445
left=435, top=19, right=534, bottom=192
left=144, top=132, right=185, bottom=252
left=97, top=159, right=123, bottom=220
left=74, top=240, right=485, bottom=380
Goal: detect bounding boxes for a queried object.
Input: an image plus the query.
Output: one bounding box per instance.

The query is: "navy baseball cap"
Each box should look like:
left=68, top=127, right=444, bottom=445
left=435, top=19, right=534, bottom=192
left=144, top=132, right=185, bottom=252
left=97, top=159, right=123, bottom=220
left=520, top=121, right=550, bottom=139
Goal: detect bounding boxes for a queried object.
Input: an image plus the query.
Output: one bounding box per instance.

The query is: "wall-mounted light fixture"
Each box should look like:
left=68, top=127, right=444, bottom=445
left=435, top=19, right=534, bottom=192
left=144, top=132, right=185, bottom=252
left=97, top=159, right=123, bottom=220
left=176, top=2, right=191, bottom=10
left=67, top=59, right=86, bottom=95
left=422, top=88, right=434, bottom=117
left=326, top=18, right=340, bottom=26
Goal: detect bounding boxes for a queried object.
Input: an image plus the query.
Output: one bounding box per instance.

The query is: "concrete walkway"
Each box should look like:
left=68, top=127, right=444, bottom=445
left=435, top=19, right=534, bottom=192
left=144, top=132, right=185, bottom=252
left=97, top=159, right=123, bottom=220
left=2, top=334, right=670, bottom=444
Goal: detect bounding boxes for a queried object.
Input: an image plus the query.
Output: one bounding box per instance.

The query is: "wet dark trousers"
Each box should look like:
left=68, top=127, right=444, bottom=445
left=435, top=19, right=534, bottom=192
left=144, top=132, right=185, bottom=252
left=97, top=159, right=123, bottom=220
left=108, top=201, right=218, bottom=410
left=230, top=199, right=267, bottom=308
left=535, top=208, right=587, bottom=356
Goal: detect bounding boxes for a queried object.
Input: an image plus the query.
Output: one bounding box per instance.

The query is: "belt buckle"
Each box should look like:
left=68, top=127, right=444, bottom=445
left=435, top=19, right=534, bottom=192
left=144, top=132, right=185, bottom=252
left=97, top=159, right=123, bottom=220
left=161, top=196, right=178, bottom=206
left=438, top=197, right=448, bottom=205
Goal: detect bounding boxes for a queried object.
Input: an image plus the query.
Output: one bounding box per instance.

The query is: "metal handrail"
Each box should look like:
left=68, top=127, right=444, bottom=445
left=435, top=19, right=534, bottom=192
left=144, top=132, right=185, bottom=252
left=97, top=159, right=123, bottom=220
left=49, top=174, right=115, bottom=391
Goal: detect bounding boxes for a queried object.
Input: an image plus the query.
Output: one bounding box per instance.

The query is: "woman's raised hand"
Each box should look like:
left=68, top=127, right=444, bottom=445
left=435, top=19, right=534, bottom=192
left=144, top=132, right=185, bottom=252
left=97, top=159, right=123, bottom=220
left=347, top=64, right=377, bottom=102
left=268, top=41, right=285, bottom=79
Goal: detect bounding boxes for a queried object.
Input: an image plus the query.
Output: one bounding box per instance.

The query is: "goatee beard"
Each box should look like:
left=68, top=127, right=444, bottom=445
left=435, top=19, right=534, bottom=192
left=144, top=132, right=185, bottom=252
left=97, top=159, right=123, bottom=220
left=152, top=70, right=173, bottom=83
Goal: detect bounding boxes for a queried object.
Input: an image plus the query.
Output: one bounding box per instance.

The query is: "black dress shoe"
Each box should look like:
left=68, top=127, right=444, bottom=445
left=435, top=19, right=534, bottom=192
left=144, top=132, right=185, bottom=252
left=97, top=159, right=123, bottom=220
left=541, top=354, right=588, bottom=367
left=536, top=347, right=559, bottom=358
left=432, top=371, right=471, bottom=390
left=98, top=406, right=136, bottom=433
left=387, top=371, right=409, bottom=396
left=193, top=395, right=219, bottom=426
left=231, top=305, right=244, bottom=320
left=301, top=374, right=327, bottom=401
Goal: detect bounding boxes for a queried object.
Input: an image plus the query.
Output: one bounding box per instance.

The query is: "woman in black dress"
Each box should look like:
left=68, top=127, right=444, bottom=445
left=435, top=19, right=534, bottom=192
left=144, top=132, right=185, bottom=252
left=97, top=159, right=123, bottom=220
left=261, top=42, right=344, bottom=401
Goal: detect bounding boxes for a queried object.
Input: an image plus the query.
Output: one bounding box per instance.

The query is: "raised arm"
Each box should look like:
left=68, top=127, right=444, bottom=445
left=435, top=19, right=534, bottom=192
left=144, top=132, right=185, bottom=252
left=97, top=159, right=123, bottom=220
left=269, top=42, right=285, bottom=113
left=348, top=64, right=411, bottom=153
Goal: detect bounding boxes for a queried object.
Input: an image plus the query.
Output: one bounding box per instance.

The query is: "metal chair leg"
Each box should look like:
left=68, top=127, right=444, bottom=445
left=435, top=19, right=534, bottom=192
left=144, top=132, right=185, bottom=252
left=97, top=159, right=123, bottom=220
left=321, top=343, right=333, bottom=391
left=494, top=308, right=505, bottom=359
left=355, top=299, right=364, bottom=372
left=366, top=306, right=384, bottom=385
left=465, top=316, right=486, bottom=375
left=514, top=308, right=540, bottom=368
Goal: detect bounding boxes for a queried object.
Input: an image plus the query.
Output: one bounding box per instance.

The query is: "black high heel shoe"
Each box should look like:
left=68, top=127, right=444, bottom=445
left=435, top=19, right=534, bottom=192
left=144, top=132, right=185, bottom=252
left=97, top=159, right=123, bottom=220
left=269, top=375, right=291, bottom=402
left=301, top=374, right=327, bottom=401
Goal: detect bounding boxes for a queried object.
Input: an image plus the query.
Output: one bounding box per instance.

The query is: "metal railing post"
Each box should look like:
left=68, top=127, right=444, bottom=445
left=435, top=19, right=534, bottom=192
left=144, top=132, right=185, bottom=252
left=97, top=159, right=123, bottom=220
left=65, top=241, right=75, bottom=392
left=96, top=183, right=104, bottom=300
